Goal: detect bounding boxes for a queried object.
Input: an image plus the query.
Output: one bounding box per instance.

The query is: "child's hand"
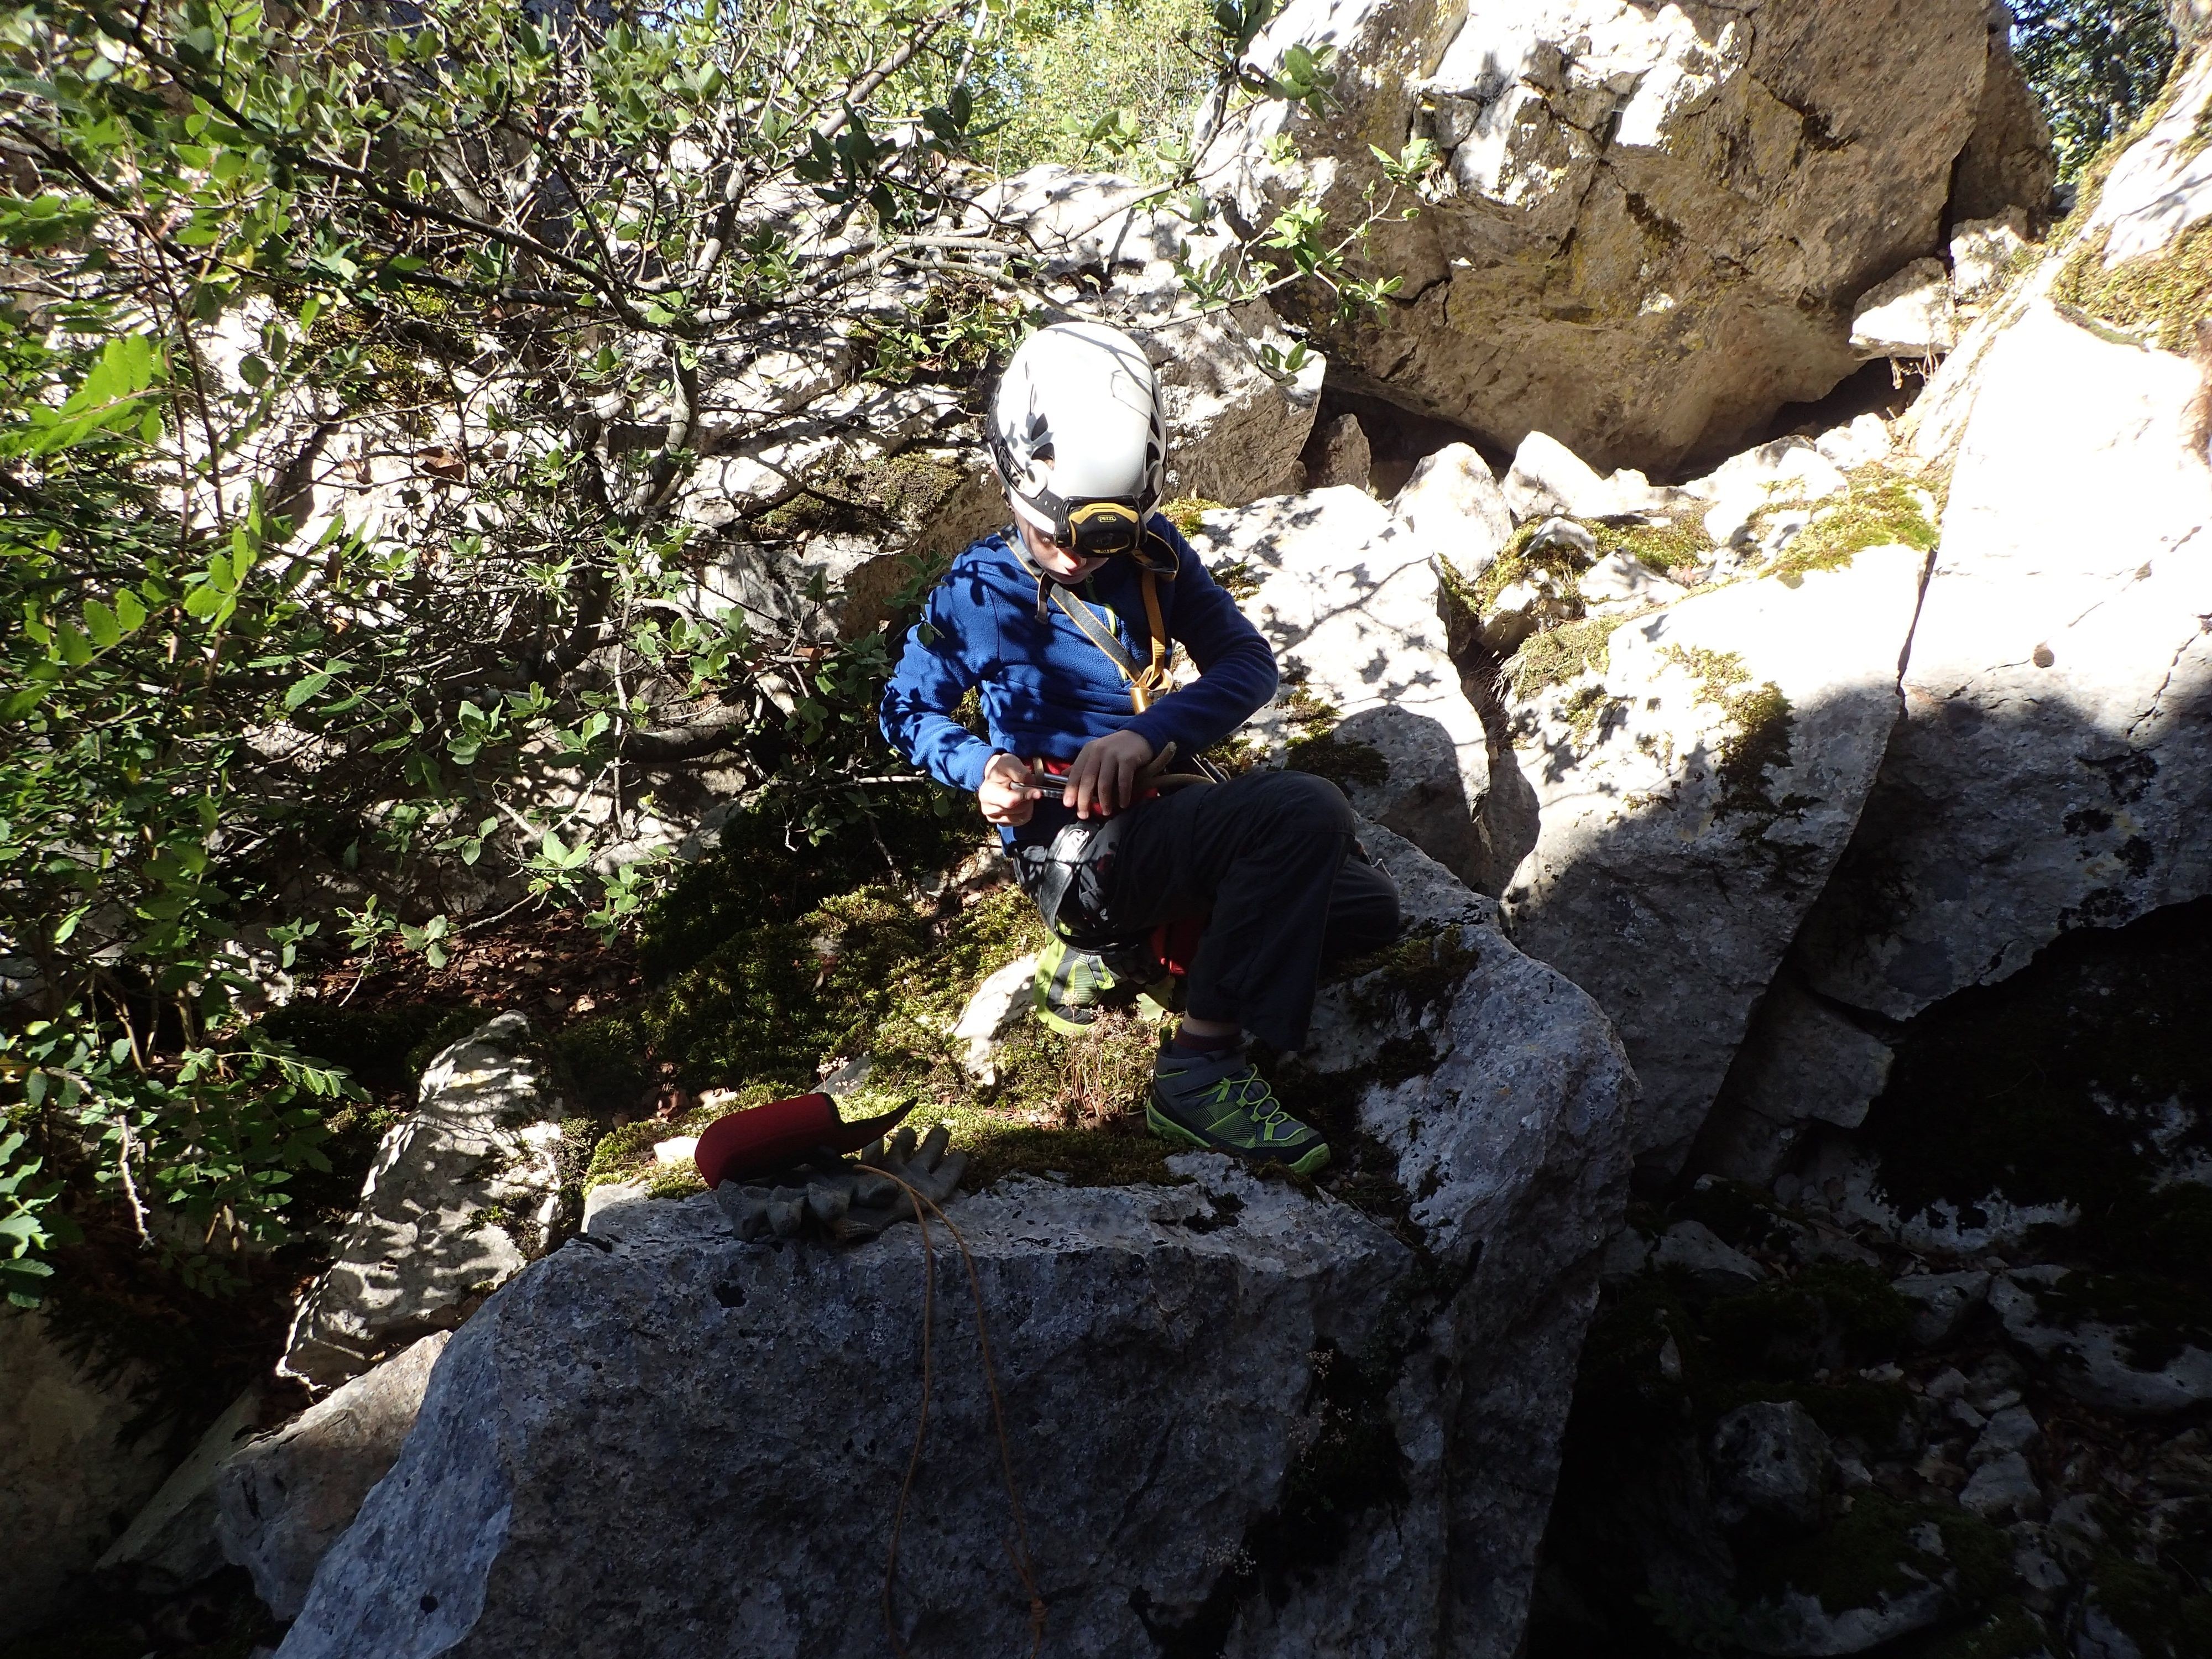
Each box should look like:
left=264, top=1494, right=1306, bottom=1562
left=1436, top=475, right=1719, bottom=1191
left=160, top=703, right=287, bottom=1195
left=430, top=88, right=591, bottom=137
left=978, top=752, right=1042, bottom=826
left=1066, top=729, right=1155, bottom=819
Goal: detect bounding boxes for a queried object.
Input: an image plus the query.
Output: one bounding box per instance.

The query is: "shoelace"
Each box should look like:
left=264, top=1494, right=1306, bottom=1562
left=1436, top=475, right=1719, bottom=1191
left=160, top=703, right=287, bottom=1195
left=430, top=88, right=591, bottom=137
left=1202, top=1067, right=1292, bottom=1130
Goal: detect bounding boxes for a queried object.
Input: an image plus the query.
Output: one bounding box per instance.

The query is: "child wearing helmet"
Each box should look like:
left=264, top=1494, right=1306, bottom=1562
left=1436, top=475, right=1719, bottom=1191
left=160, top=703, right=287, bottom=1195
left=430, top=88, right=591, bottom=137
left=879, top=322, right=1399, bottom=1175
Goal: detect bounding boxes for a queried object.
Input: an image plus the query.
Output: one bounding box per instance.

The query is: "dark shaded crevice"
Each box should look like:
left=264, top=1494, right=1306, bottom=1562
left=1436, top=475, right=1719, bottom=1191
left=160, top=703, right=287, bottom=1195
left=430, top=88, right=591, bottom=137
left=1750, top=358, right=1928, bottom=452
left=1304, top=378, right=1506, bottom=499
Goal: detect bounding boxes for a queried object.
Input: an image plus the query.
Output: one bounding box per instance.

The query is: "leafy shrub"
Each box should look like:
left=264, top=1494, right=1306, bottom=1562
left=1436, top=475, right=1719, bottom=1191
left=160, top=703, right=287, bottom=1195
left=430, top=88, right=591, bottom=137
left=0, top=0, right=1437, bottom=1292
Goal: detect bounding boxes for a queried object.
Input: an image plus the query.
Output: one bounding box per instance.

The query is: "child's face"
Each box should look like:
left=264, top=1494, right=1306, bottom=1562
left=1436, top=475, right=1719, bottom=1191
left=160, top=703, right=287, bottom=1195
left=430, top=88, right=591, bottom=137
left=1016, top=512, right=1108, bottom=583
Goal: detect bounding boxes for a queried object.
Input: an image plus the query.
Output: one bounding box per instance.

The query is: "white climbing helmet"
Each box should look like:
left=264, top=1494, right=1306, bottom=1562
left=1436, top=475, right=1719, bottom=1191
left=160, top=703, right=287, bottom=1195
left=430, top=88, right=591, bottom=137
left=988, top=321, right=1170, bottom=562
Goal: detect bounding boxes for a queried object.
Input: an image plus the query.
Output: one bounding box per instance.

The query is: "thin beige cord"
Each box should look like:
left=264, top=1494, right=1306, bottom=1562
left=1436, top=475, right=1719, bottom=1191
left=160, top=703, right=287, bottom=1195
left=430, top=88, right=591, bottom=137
left=871, top=1168, right=1047, bottom=1659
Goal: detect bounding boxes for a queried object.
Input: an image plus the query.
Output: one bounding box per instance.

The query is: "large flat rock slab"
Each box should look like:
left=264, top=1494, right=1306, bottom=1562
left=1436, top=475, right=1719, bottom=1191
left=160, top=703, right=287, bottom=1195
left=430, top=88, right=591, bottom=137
left=1796, top=304, right=2212, bottom=1021
left=276, top=1168, right=1426, bottom=1658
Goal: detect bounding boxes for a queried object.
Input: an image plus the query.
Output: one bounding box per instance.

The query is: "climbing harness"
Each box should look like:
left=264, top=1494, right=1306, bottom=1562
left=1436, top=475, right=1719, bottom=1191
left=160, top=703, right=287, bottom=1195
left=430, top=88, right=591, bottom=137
left=1008, top=531, right=1181, bottom=714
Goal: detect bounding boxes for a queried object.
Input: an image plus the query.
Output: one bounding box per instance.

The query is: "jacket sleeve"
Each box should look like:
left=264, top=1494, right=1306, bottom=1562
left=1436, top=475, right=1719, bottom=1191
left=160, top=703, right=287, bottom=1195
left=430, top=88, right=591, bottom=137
left=1124, top=518, right=1279, bottom=759
left=879, top=577, right=998, bottom=792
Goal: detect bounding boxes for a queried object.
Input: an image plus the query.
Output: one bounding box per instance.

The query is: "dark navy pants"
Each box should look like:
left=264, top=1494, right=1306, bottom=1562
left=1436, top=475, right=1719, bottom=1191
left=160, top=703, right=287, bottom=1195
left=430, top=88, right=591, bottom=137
left=1061, top=769, right=1401, bottom=1051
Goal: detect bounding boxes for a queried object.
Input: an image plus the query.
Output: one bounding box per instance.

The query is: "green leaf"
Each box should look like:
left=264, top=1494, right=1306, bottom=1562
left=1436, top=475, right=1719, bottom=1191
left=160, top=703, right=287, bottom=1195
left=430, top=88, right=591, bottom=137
left=283, top=670, right=332, bottom=711
left=55, top=622, right=92, bottom=666
left=82, top=599, right=120, bottom=648
left=112, top=589, right=147, bottom=631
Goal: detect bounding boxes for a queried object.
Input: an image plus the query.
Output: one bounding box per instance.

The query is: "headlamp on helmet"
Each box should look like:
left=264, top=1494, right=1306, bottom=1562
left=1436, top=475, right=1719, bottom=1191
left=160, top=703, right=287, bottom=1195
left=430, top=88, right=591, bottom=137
left=989, top=322, right=1171, bottom=568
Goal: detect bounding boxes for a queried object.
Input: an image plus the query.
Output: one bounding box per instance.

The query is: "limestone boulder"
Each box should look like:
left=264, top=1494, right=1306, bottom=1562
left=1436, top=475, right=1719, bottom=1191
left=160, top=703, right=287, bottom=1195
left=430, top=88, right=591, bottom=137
left=280, top=1013, right=570, bottom=1390
left=273, top=854, right=1634, bottom=1659
left=1386, top=442, right=1515, bottom=580
left=1501, top=431, right=1670, bottom=524
left=1655, top=1220, right=1768, bottom=1296
left=1892, top=1271, right=1994, bottom=1349
left=1186, top=488, right=1492, bottom=879
left=1682, top=435, right=1853, bottom=549
left=951, top=953, right=1037, bottom=1083
left=1796, top=303, right=2212, bottom=1023
left=1708, top=1401, right=1832, bottom=1532
left=1850, top=258, right=1959, bottom=359
left=1950, top=209, right=2034, bottom=303
left=1499, top=542, right=1929, bottom=1180
left=1989, top=1269, right=2212, bottom=1417
left=219, top=1334, right=451, bottom=1619
left=0, top=1310, right=178, bottom=1637
left=1205, top=0, right=2048, bottom=473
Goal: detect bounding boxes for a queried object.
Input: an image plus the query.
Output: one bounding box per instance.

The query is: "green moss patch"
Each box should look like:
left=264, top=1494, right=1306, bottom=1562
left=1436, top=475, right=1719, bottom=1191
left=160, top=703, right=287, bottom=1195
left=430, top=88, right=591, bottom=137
left=1162, top=495, right=1229, bottom=537
left=1559, top=683, right=1625, bottom=748
left=1660, top=645, right=1798, bottom=818
left=2052, top=221, right=2212, bottom=354
left=1285, top=732, right=1390, bottom=789
left=1766, top=468, right=1939, bottom=580
left=1595, top=515, right=1713, bottom=577
left=1507, top=616, right=1623, bottom=699
left=2090, top=1550, right=2212, bottom=1658
left=1474, top=521, right=1591, bottom=614
left=1699, top=1263, right=1918, bottom=1381
left=1744, top=1495, right=2006, bottom=1618
left=1274, top=685, right=1390, bottom=790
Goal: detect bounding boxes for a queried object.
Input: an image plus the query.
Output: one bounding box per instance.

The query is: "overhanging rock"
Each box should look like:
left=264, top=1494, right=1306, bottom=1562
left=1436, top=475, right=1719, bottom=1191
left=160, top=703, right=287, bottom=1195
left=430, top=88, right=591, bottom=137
left=1203, top=0, right=2042, bottom=473
left=274, top=844, right=1633, bottom=1659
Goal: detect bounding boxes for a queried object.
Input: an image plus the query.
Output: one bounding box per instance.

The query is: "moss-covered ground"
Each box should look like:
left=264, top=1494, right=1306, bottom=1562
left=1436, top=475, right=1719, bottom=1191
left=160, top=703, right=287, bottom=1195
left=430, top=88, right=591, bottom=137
left=1528, top=1176, right=2020, bottom=1658
left=1764, top=468, right=1939, bottom=580
left=2052, top=221, right=2212, bottom=355
left=1506, top=615, right=1623, bottom=698
left=1597, top=514, right=1714, bottom=577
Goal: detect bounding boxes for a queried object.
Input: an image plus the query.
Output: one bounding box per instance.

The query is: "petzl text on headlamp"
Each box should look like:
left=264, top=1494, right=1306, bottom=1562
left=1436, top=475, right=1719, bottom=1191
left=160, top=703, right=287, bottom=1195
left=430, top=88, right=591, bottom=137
left=1064, top=497, right=1144, bottom=558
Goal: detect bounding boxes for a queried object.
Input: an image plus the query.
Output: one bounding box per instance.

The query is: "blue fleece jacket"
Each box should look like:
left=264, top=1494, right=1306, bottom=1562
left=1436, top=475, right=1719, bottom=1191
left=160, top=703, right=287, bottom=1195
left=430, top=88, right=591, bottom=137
left=879, top=517, right=1279, bottom=845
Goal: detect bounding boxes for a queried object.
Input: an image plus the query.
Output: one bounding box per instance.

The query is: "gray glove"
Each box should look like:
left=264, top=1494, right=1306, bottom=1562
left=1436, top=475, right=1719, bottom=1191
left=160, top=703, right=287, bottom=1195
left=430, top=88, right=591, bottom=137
left=714, top=1123, right=968, bottom=1244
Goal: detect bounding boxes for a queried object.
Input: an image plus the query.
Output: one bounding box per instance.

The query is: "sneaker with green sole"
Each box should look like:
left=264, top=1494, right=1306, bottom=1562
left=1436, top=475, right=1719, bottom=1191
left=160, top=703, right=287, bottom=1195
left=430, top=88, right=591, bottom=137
left=1146, top=1042, right=1330, bottom=1175
left=1032, top=934, right=1119, bottom=1035
left=1032, top=933, right=1166, bottom=1035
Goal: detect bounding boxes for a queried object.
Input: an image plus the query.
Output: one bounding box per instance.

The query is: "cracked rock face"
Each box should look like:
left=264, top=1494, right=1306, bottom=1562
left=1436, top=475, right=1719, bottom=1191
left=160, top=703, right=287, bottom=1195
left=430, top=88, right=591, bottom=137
left=1495, top=540, right=1927, bottom=1180
left=273, top=849, right=1634, bottom=1659
left=1794, top=301, right=2212, bottom=1025
left=1207, top=0, right=2048, bottom=473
